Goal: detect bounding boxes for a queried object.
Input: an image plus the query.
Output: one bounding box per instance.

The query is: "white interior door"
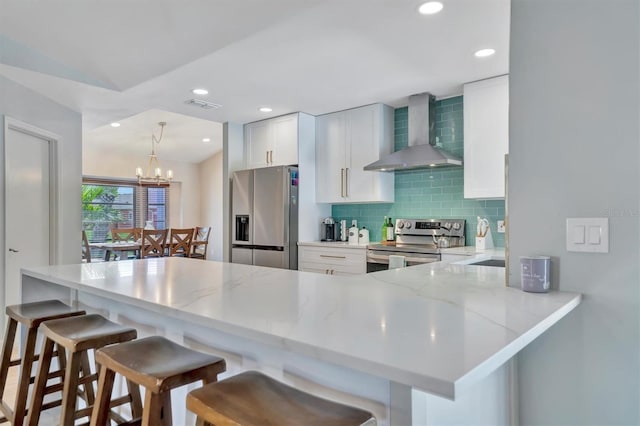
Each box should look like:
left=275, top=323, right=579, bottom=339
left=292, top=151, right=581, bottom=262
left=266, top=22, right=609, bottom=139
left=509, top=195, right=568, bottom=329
left=5, top=126, right=51, bottom=309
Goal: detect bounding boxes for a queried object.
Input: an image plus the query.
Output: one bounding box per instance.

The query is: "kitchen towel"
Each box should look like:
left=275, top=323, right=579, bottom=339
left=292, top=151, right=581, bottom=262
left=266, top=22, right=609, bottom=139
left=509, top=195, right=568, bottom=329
left=389, top=255, right=406, bottom=269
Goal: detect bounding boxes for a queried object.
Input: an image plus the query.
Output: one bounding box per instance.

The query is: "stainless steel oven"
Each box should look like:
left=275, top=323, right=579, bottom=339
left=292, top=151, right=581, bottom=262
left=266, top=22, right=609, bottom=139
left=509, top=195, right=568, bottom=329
left=366, top=246, right=441, bottom=273
left=366, top=218, right=466, bottom=273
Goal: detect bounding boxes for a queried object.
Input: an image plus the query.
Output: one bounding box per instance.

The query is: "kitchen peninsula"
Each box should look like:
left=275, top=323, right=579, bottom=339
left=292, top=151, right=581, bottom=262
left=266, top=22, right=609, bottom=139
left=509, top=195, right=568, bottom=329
left=21, top=258, right=580, bottom=425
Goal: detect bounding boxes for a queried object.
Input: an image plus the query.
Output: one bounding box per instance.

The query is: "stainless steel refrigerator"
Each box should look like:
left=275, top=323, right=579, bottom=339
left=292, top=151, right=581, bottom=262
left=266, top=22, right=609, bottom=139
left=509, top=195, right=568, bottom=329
left=231, top=166, right=298, bottom=269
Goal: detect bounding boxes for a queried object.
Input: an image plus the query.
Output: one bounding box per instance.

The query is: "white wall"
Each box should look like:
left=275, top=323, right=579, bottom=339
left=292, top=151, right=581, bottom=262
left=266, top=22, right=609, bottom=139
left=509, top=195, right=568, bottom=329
left=222, top=122, right=244, bottom=262
left=83, top=147, right=201, bottom=227
left=198, top=151, right=223, bottom=260
left=0, top=75, right=82, bottom=312
left=509, top=0, right=639, bottom=424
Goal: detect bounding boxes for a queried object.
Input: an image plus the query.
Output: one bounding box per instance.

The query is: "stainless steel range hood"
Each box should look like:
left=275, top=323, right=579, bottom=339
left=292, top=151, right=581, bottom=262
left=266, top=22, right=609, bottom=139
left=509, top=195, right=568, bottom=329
left=364, top=93, right=462, bottom=171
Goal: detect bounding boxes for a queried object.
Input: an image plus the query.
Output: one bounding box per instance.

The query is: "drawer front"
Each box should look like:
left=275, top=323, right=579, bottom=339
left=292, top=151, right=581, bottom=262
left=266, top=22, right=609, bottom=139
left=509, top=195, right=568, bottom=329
left=299, top=260, right=365, bottom=275
left=299, top=246, right=366, bottom=266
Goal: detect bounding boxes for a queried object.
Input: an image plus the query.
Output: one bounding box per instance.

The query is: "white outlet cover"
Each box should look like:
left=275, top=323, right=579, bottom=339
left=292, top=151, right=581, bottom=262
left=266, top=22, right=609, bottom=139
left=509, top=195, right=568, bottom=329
left=566, top=218, right=609, bottom=253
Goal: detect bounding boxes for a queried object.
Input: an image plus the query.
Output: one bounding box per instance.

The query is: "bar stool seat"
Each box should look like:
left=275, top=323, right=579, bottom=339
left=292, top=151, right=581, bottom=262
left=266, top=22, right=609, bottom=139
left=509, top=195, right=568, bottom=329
left=187, top=371, right=376, bottom=426
left=91, top=336, right=226, bottom=426
left=0, top=300, right=85, bottom=425
left=27, top=314, right=139, bottom=426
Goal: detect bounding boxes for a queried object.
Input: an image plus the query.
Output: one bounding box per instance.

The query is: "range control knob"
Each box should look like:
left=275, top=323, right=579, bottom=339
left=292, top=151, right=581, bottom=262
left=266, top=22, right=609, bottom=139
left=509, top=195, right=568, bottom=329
left=404, top=221, right=412, bottom=229
left=452, top=222, right=461, bottom=230
left=397, top=221, right=404, bottom=229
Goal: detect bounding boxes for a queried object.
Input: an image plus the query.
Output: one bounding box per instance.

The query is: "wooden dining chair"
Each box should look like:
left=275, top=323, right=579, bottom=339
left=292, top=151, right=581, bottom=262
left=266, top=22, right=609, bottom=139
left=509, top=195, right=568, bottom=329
left=110, top=227, right=142, bottom=260
left=140, top=229, right=168, bottom=259
left=168, top=228, right=194, bottom=257
left=110, top=227, right=140, bottom=242
left=82, top=230, right=91, bottom=263
left=190, top=226, right=211, bottom=260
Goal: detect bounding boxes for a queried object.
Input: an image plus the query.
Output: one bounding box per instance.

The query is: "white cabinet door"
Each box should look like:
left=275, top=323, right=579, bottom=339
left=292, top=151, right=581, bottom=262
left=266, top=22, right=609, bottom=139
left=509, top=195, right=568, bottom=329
left=244, top=114, right=300, bottom=169
left=315, top=104, right=394, bottom=203
left=464, top=75, right=509, bottom=199
left=271, top=114, right=299, bottom=166
left=298, top=246, right=366, bottom=275
left=316, top=112, right=347, bottom=203
left=347, top=104, right=379, bottom=202
left=245, top=121, right=271, bottom=169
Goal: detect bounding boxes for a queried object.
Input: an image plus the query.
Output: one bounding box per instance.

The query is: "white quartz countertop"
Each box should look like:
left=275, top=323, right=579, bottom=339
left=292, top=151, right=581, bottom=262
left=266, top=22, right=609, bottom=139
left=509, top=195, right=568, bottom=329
left=23, top=257, right=580, bottom=400
left=298, top=241, right=368, bottom=249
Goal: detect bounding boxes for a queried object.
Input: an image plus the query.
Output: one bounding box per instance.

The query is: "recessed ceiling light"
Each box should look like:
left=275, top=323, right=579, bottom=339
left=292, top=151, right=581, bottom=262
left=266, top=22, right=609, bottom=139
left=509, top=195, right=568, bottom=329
left=418, top=1, right=443, bottom=15
left=110, top=122, right=120, bottom=128
left=192, top=88, right=209, bottom=95
left=474, top=48, right=496, bottom=58
left=259, top=107, right=273, bottom=112
left=202, top=138, right=211, bottom=143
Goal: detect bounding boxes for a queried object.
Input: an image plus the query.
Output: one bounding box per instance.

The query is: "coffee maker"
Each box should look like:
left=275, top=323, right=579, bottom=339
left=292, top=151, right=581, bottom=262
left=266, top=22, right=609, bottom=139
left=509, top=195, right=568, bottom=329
left=321, top=218, right=338, bottom=241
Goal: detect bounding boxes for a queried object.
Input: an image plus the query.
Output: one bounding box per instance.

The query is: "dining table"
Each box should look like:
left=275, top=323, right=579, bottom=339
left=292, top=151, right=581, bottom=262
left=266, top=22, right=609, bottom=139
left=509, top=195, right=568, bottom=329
left=89, top=241, right=141, bottom=261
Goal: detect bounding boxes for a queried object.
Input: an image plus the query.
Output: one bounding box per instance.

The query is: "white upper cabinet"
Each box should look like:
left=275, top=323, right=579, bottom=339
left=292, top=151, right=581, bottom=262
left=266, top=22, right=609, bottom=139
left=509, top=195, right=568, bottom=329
left=245, top=113, right=299, bottom=169
left=316, top=104, right=394, bottom=203
left=463, top=75, right=509, bottom=199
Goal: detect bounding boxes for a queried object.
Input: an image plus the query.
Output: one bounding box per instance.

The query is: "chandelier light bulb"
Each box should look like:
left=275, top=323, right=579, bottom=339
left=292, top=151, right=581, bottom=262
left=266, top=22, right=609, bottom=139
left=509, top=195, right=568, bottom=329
left=166, top=170, right=174, bottom=180
left=135, top=167, right=143, bottom=177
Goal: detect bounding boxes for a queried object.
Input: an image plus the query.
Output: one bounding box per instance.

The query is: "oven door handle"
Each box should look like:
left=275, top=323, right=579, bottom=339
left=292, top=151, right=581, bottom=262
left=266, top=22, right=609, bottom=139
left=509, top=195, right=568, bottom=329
left=405, top=256, right=440, bottom=265
left=367, top=253, right=390, bottom=264
left=367, top=253, right=440, bottom=265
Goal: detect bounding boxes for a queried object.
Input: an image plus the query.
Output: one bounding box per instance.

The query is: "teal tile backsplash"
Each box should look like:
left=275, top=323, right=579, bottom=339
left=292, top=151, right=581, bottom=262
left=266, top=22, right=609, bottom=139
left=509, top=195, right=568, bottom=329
left=332, top=96, right=505, bottom=247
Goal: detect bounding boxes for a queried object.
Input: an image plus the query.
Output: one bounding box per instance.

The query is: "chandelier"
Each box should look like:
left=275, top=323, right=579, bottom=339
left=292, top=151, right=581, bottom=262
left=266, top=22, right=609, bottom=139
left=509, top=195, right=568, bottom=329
left=135, top=121, right=174, bottom=185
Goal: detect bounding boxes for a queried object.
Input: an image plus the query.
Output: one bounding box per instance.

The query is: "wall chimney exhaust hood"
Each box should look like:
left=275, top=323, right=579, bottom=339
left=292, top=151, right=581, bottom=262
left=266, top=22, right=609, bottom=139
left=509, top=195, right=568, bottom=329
left=364, top=93, right=462, bottom=172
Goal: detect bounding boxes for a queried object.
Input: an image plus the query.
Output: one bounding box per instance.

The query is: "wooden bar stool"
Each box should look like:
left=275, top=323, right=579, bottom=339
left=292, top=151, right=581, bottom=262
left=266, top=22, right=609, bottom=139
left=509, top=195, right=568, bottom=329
left=0, top=300, right=85, bottom=425
left=186, top=371, right=376, bottom=426
left=27, top=314, right=140, bottom=426
left=90, top=336, right=226, bottom=426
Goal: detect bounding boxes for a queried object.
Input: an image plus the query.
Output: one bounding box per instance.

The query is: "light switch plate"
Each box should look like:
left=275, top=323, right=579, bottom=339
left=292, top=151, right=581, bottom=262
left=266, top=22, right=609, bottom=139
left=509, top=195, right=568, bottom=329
left=566, top=218, right=609, bottom=253
left=497, top=220, right=506, bottom=233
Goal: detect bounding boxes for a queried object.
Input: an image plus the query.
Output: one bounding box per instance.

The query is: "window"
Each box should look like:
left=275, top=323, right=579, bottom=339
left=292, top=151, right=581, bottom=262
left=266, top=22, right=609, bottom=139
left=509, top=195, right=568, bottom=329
left=82, top=178, right=169, bottom=243
left=146, top=187, right=167, bottom=230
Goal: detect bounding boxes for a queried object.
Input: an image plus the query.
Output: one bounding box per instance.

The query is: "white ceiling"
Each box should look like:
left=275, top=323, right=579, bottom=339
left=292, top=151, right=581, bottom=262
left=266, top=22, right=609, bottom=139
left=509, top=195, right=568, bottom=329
left=0, top=0, right=510, bottom=164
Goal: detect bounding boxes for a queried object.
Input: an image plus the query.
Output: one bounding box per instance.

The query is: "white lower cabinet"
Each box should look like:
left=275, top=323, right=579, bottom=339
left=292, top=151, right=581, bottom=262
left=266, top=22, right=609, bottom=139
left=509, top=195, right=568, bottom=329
left=298, top=245, right=366, bottom=276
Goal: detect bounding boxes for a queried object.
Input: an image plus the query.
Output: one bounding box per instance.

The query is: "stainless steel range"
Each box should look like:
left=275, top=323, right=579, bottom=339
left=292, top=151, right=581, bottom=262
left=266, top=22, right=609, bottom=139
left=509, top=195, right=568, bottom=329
left=366, top=218, right=466, bottom=273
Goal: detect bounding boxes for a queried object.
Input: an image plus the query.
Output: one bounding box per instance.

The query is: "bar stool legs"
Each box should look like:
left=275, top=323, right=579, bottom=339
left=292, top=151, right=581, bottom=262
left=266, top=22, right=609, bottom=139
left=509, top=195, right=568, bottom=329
left=26, top=314, right=138, bottom=426
left=0, top=300, right=85, bottom=425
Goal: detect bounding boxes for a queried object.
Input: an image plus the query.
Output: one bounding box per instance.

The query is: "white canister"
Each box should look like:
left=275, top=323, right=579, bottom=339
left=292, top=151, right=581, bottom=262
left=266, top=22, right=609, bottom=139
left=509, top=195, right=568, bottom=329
left=348, top=225, right=359, bottom=245
left=358, top=227, right=370, bottom=245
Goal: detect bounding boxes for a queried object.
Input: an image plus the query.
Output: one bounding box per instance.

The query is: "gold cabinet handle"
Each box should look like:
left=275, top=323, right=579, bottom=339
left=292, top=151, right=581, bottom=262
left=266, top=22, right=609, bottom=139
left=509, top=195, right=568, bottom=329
left=345, top=168, right=349, bottom=197
left=266, top=151, right=269, bottom=164
left=340, top=168, right=345, bottom=197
